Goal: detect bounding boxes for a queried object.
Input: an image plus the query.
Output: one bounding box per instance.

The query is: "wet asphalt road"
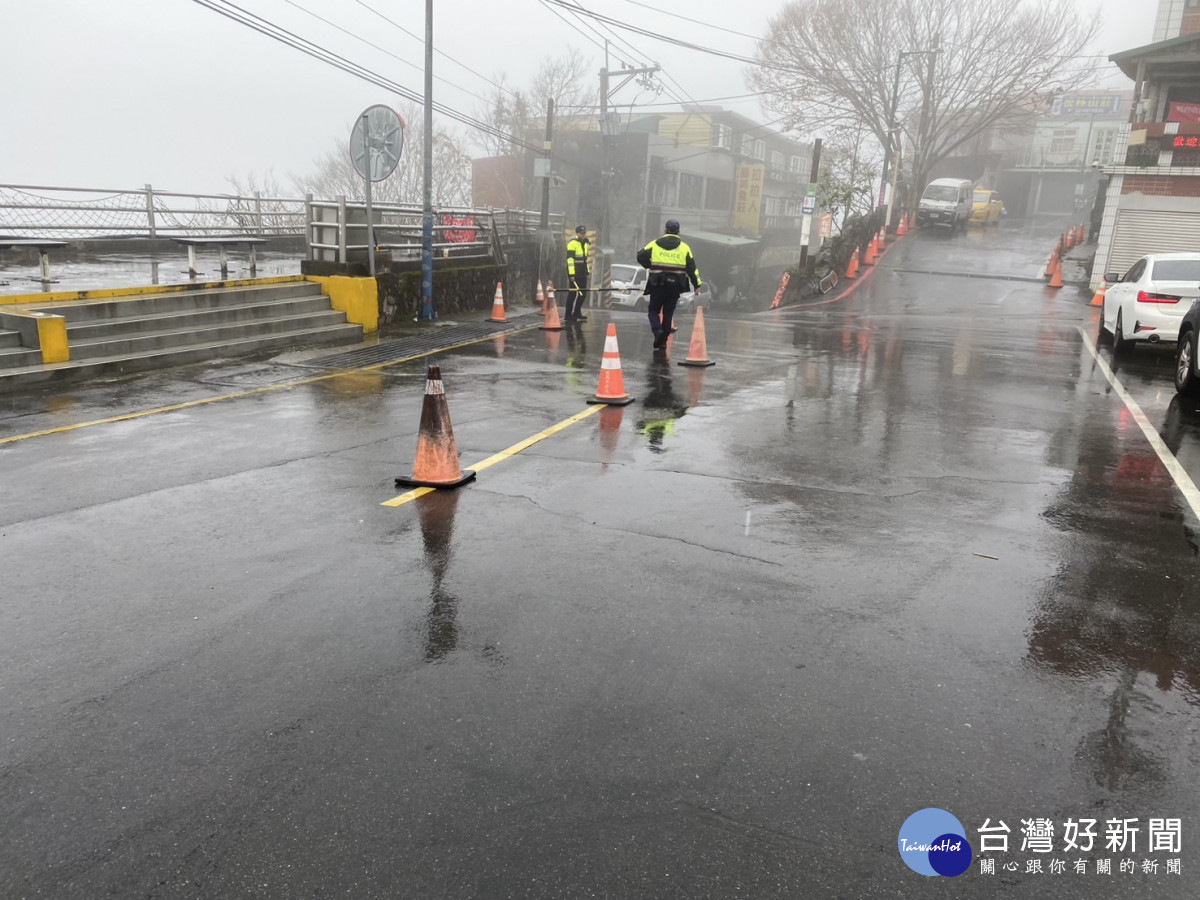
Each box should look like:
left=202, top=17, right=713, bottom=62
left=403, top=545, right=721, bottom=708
left=2, top=218, right=1199, bottom=898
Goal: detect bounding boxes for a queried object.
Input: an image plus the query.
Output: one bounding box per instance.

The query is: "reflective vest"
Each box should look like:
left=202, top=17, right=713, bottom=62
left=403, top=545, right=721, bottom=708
left=640, top=235, right=701, bottom=286
left=566, top=237, right=589, bottom=277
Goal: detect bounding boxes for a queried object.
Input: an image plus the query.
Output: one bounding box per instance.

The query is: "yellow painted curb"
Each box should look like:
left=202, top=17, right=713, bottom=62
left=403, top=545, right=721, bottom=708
left=0, top=275, right=304, bottom=307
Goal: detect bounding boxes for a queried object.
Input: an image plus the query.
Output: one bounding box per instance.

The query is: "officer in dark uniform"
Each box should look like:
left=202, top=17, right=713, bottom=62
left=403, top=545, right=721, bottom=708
left=566, top=225, right=590, bottom=321
left=636, top=219, right=701, bottom=349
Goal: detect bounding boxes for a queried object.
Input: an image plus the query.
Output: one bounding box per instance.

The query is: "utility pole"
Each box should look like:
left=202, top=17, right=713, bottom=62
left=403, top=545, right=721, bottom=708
left=880, top=41, right=938, bottom=231
left=418, top=0, right=435, bottom=321
left=539, top=98, right=555, bottom=294
left=798, top=137, right=822, bottom=274
left=598, top=55, right=659, bottom=254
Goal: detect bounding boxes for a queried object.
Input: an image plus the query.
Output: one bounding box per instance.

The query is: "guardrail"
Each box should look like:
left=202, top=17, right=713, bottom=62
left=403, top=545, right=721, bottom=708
left=0, top=183, right=563, bottom=266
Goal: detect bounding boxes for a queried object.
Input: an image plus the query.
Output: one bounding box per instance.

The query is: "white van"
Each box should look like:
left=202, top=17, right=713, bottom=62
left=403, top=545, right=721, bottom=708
left=917, top=178, right=974, bottom=230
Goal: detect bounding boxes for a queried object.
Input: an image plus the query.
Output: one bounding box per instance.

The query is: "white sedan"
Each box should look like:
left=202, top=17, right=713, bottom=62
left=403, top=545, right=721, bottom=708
left=1101, top=253, right=1200, bottom=353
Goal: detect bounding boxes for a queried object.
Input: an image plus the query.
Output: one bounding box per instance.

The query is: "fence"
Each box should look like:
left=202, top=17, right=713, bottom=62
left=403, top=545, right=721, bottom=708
left=0, top=182, right=561, bottom=271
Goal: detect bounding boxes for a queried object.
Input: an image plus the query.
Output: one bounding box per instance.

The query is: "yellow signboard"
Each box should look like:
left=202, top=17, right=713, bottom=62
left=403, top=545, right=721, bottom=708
left=732, top=163, right=765, bottom=236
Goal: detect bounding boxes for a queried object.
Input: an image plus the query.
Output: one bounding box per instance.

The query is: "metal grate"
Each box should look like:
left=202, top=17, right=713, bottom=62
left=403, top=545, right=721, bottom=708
left=298, top=314, right=540, bottom=370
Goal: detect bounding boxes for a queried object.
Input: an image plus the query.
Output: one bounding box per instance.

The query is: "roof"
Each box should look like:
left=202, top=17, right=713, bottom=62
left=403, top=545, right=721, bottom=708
left=1110, top=31, right=1200, bottom=80
left=684, top=230, right=760, bottom=248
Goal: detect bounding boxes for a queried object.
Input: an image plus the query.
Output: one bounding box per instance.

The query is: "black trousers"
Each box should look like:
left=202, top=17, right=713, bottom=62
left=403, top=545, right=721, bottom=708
left=647, top=285, right=682, bottom=342
left=567, top=272, right=588, bottom=318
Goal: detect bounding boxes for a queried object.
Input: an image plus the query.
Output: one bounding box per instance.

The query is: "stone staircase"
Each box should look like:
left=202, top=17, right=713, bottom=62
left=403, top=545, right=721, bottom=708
left=0, top=280, right=364, bottom=391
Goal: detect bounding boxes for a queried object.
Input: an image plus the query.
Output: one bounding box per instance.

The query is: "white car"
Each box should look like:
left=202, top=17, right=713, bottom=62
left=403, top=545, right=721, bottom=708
left=1101, top=253, right=1200, bottom=353
left=607, top=263, right=707, bottom=312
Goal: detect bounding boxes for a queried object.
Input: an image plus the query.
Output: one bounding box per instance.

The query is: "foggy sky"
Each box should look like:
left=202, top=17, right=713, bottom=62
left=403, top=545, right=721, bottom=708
left=0, top=0, right=1153, bottom=196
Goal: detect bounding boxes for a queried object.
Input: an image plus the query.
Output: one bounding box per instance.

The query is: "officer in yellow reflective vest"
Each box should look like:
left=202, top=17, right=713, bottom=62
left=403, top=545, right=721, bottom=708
left=565, top=225, right=590, bottom=322
left=636, top=219, right=701, bottom=349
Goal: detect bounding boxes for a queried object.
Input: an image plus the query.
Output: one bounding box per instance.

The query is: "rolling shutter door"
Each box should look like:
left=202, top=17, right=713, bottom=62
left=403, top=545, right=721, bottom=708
left=1109, top=209, right=1200, bottom=274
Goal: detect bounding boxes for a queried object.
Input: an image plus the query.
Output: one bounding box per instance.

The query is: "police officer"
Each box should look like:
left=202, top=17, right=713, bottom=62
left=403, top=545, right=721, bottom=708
left=565, top=225, right=590, bottom=322
left=636, top=219, right=701, bottom=349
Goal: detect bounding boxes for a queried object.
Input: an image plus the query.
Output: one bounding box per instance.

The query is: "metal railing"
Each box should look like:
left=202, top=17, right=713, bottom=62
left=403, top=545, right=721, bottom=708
left=0, top=184, right=561, bottom=267
left=0, top=183, right=307, bottom=239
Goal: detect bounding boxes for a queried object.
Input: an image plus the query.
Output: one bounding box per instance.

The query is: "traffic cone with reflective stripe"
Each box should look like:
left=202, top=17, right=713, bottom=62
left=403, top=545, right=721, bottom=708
left=1091, top=277, right=1107, bottom=307
left=587, top=323, right=635, bottom=405
left=487, top=282, right=507, bottom=322
left=897, top=214, right=908, bottom=236
left=845, top=249, right=859, bottom=279
left=678, top=306, right=715, bottom=368
left=395, top=364, right=476, bottom=489
left=1045, top=245, right=1059, bottom=277
left=863, top=237, right=876, bottom=266
left=541, top=284, right=563, bottom=330
left=536, top=279, right=546, bottom=315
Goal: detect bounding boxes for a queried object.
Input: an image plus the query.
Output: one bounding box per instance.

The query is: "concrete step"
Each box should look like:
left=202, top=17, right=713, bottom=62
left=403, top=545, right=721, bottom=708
left=0, top=322, right=365, bottom=392
left=0, top=329, right=24, bottom=348
left=29, top=281, right=323, bottom=323
left=0, top=345, right=44, bottom=368
left=65, top=295, right=336, bottom=341
left=67, top=311, right=354, bottom=360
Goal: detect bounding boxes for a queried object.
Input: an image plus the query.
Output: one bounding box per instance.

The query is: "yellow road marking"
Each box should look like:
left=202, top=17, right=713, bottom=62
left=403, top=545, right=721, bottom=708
left=381, top=405, right=605, bottom=508
left=0, top=324, right=542, bottom=446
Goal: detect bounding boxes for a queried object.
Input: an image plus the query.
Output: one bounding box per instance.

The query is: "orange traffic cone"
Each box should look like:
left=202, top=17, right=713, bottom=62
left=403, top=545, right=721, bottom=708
left=1091, top=278, right=1107, bottom=307
left=536, top=279, right=546, bottom=315
left=1045, top=246, right=1059, bottom=277
left=541, top=285, right=563, bottom=330
left=487, top=282, right=506, bottom=322
left=678, top=306, right=715, bottom=368
left=845, top=249, right=859, bottom=279
left=863, top=238, right=877, bottom=266
left=1048, top=258, right=1063, bottom=289
left=395, top=364, right=476, bottom=489
left=897, top=216, right=908, bottom=236
left=1065, top=230, right=1075, bottom=251
left=587, top=323, right=635, bottom=405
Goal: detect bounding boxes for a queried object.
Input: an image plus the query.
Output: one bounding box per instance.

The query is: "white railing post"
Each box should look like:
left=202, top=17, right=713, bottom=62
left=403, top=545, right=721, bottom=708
left=305, top=193, right=314, bottom=260
left=145, top=183, right=157, bottom=238
left=254, top=190, right=263, bottom=236
left=337, top=194, right=347, bottom=264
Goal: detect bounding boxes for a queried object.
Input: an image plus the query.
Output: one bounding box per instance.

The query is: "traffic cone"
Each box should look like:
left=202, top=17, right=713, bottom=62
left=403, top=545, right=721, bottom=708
left=1048, top=257, right=1063, bottom=289
left=541, top=285, right=563, bottom=330
left=1091, top=278, right=1107, bottom=307
left=897, top=214, right=908, bottom=236
left=536, top=279, right=546, bottom=315
left=487, top=282, right=506, bottom=322
left=845, top=249, right=859, bottom=279
left=863, top=238, right=876, bottom=266
left=1045, top=246, right=1059, bottom=277
left=678, top=306, right=715, bottom=368
left=1064, top=230, right=1075, bottom=251
left=395, top=364, right=476, bottom=489
left=586, top=323, right=635, bottom=405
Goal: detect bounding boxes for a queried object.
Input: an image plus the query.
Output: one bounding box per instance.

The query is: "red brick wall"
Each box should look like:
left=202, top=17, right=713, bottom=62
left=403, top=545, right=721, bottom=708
left=1121, top=175, right=1200, bottom=197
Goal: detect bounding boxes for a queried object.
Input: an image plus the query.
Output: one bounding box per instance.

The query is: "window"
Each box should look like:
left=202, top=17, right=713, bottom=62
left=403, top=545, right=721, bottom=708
left=1049, top=128, right=1077, bottom=155
left=770, top=150, right=784, bottom=171
left=1124, top=259, right=1147, bottom=282
left=705, top=178, right=732, bottom=211
left=679, top=173, right=704, bottom=208
left=648, top=157, right=678, bottom=205
left=750, top=139, right=766, bottom=160
left=712, top=123, right=732, bottom=149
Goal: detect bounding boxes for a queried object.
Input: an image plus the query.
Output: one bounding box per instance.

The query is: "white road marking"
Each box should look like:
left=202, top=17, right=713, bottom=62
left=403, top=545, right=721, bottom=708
left=1078, top=326, right=1200, bottom=523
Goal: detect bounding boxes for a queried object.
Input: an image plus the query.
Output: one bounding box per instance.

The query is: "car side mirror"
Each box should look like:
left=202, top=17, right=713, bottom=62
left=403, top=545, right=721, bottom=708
left=1104, top=272, right=1121, bottom=283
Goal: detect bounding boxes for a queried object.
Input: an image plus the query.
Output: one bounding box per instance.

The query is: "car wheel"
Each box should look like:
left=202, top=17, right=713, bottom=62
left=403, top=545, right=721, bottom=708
left=1113, top=310, right=1129, bottom=355
left=1097, top=299, right=1111, bottom=343
left=1177, top=331, right=1200, bottom=396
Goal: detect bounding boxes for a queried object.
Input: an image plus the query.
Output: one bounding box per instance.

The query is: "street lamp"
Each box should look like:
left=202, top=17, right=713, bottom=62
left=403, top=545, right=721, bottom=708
left=880, top=45, right=938, bottom=232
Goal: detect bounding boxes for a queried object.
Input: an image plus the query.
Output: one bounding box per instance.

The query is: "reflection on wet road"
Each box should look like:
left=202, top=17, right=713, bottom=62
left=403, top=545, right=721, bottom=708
left=2, top=218, right=1199, bottom=897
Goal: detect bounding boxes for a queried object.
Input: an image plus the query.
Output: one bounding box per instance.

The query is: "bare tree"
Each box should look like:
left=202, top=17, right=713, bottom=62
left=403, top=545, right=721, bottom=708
left=751, top=0, right=1100, bottom=195
left=471, top=51, right=598, bottom=157
left=292, top=103, right=472, bottom=207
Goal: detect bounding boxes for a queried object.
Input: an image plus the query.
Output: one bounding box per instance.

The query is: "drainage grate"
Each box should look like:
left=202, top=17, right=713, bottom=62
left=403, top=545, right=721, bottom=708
left=298, top=314, right=539, bottom=370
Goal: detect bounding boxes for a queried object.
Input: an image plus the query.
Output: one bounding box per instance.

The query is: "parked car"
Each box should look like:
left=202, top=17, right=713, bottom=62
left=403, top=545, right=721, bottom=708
left=969, top=189, right=1004, bottom=225
left=916, top=178, right=974, bottom=230
left=1102, top=253, right=1200, bottom=356
left=607, top=263, right=707, bottom=312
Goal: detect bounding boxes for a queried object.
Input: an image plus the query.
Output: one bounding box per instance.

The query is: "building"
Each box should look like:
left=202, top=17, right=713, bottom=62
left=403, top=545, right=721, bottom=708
left=1092, top=31, right=1200, bottom=288
left=1153, top=0, right=1200, bottom=42
left=996, top=92, right=1133, bottom=218
left=473, top=108, right=814, bottom=301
